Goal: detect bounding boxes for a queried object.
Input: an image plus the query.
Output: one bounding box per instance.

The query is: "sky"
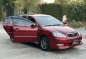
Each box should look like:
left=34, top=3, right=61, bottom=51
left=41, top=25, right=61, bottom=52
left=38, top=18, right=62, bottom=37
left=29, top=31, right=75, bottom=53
left=43, top=0, right=55, bottom=3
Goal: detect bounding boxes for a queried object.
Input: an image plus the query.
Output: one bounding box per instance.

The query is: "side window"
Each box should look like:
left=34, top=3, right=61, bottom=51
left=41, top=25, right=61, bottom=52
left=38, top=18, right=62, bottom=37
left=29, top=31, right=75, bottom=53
left=27, top=16, right=36, bottom=23
left=13, top=18, right=33, bottom=26
left=4, top=17, right=12, bottom=24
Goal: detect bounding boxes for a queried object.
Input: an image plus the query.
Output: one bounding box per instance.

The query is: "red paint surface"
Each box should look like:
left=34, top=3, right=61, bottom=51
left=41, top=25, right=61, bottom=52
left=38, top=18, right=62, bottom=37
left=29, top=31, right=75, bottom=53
left=3, top=14, right=82, bottom=49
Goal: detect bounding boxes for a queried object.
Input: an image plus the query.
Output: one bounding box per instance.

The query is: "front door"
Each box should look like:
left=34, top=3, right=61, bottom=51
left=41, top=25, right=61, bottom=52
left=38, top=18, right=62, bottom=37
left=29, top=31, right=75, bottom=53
left=3, top=17, right=13, bottom=38
left=13, top=18, right=38, bottom=42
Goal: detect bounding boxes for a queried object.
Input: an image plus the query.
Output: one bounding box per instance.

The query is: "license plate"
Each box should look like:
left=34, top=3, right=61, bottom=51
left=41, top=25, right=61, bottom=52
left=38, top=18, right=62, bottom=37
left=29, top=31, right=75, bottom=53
left=72, top=40, right=79, bottom=45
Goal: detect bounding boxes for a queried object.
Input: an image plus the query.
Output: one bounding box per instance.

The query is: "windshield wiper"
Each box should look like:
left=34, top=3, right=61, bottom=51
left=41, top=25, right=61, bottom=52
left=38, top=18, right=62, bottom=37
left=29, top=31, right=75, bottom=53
left=52, top=24, right=63, bottom=26
left=45, top=25, right=53, bottom=26
left=44, top=24, right=63, bottom=27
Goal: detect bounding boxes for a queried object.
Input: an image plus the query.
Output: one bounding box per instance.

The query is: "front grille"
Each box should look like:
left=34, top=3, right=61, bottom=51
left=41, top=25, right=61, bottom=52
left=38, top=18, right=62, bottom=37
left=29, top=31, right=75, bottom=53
left=68, top=32, right=79, bottom=37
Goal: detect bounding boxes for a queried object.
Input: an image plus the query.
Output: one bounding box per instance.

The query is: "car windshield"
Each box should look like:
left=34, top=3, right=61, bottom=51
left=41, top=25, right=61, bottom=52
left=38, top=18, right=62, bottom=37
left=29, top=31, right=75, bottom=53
left=35, top=16, right=63, bottom=26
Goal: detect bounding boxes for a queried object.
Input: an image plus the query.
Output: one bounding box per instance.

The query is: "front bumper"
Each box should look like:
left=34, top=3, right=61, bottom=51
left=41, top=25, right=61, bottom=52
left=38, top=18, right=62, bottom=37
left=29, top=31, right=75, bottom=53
left=56, top=41, right=83, bottom=49
left=50, top=35, right=82, bottom=49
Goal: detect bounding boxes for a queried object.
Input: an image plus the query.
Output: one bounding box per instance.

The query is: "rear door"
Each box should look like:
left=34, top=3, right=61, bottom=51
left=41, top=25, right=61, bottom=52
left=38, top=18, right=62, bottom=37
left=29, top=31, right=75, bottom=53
left=3, top=17, right=13, bottom=38
left=13, top=18, right=38, bottom=42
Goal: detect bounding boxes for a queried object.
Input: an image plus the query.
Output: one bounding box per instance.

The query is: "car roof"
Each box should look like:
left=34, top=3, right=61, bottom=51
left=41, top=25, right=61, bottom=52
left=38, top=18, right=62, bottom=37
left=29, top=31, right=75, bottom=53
left=7, top=14, right=50, bottom=20
left=8, top=16, right=22, bottom=19
left=20, top=14, right=50, bottom=17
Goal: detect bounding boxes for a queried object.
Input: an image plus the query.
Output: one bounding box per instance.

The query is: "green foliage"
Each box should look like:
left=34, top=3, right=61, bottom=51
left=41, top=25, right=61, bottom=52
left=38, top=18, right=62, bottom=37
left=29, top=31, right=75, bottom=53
left=39, top=0, right=86, bottom=22
left=66, top=5, right=84, bottom=21
left=0, top=0, right=86, bottom=22
left=54, top=0, right=86, bottom=21
left=0, top=0, right=3, bottom=20
left=0, top=10, right=3, bottom=21
left=39, top=4, right=63, bottom=20
left=1, top=0, right=15, bottom=17
left=14, top=0, right=41, bottom=14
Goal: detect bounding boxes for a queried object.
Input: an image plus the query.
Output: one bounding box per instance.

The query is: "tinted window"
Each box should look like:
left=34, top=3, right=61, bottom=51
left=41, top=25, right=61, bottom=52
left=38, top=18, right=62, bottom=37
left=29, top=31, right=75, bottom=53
left=27, top=16, right=36, bottom=23
left=4, top=17, right=12, bottom=24
left=22, top=16, right=36, bottom=23
left=13, top=18, right=33, bottom=26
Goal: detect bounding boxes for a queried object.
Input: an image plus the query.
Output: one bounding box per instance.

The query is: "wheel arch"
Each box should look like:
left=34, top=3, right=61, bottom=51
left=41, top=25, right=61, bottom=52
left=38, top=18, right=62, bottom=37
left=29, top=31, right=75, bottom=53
left=38, top=35, right=49, bottom=43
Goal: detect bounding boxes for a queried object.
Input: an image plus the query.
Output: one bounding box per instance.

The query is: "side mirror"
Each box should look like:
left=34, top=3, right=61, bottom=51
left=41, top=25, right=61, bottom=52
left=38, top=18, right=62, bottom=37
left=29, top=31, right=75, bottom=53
left=31, top=23, right=36, bottom=28
left=63, top=22, right=68, bottom=26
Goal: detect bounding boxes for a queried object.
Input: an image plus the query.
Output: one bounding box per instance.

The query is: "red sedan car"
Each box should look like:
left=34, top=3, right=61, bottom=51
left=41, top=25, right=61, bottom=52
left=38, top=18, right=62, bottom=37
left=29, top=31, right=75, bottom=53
left=3, top=14, right=82, bottom=51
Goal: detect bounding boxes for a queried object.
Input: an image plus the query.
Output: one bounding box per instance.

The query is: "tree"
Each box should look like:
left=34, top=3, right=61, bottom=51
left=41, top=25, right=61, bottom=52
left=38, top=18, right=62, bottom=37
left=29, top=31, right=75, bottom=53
left=1, top=0, right=15, bottom=17
left=0, top=0, right=3, bottom=20
left=54, top=0, right=86, bottom=21
left=14, top=0, right=41, bottom=15
left=54, top=0, right=69, bottom=14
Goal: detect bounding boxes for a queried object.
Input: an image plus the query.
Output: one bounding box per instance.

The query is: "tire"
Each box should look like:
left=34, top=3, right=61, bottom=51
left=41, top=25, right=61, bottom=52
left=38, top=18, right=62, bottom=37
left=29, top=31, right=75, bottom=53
left=39, top=36, right=50, bottom=51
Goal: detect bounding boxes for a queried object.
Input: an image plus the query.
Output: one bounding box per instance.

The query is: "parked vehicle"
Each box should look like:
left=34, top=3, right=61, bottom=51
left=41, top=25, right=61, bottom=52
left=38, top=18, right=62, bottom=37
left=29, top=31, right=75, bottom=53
left=3, top=14, right=82, bottom=51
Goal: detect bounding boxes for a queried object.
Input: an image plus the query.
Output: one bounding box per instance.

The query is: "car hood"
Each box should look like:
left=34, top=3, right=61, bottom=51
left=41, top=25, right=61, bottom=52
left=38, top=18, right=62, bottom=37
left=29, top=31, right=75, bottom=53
left=43, top=26, right=77, bottom=34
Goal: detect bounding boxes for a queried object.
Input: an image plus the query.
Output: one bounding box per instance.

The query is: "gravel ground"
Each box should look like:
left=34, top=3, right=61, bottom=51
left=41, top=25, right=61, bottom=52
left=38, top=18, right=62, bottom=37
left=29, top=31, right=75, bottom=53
left=0, top=22, right=86, bottom=59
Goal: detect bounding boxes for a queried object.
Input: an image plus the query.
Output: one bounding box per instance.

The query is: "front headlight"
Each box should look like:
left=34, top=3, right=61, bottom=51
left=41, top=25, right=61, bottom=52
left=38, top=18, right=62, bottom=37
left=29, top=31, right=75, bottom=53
left=53, top=32, right=66, bottom=38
